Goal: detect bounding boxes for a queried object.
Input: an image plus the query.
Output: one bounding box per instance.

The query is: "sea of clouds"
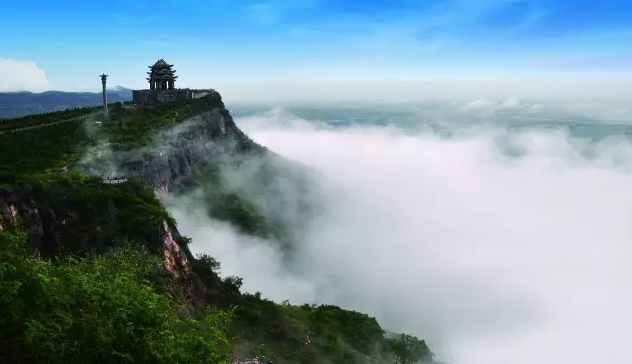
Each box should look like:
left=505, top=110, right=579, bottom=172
left=166, top=99, right=632, bottom=364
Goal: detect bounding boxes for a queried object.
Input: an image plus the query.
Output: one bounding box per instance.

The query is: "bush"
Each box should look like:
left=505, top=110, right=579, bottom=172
left=0, top=230, right=234, bottom=364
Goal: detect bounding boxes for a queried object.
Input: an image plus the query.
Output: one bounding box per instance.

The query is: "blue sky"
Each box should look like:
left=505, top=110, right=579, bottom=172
left=1, top=0, right=632, bottom=98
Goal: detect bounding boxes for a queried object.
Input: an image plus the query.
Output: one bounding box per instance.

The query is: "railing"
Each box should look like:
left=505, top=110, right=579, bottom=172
left=232, top=359, right=271, bottom=364
left=102, top=176, right=129, bottom=184
left=0, top=112, right=100, bottom=135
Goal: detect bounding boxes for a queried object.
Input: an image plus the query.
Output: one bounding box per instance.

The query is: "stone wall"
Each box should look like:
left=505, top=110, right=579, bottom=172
left=132, top=88, right=216, bottom=106
left=132, top=89, right=190, bottom=106
left=189, top=89, right=214, bottom=99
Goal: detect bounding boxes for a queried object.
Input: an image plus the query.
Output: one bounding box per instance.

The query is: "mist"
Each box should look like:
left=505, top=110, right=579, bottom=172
left=167, top=106, right=632, bottom=364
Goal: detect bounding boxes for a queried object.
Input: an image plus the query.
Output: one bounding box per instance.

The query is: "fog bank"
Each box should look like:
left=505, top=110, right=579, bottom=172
left=170, top=109, right=632, bottom=364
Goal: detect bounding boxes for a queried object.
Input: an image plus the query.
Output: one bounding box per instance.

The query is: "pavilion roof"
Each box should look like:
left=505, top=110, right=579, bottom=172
left=148, top=59, right=174, bottom=69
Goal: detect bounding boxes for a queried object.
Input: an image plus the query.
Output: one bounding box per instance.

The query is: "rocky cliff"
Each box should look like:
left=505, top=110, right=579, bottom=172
left=71, top=92, right=316, bottom=244
left=71, top=91, right=252, bottom=192
left=0, top=93, right=434, bottom=364
left=0, top=90, right=301, bottom=298
left=0, top=91, right=303, bottom=305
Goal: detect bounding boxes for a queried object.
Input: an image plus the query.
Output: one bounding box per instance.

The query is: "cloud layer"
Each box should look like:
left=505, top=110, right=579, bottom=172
left=170, top=108, right=632, bottom=364
left=0, top=58, right=51, bottom=92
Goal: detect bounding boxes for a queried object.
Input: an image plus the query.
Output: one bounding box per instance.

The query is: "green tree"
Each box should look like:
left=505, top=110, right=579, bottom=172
left=388, top=334, right=433, bottom=364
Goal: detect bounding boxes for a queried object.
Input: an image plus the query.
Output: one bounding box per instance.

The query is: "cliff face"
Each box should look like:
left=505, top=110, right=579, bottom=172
left=0, top=175, right=204, bottom=302
left=75, top=93, right=255, bottom=196
left=121, top=108, right=245, bottom=192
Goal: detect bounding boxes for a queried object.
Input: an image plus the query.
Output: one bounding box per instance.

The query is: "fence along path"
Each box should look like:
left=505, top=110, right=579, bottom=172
left=232, top=359, right=272, bottom=364
left=0, top=112, right=100, bottom=135
left=103, top=176, right=129, bottom=184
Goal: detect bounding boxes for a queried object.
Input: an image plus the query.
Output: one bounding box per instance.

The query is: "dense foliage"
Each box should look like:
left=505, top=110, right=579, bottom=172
left=0, top=172, right=175, bottom=256
left=191, top=254, right=434, bottom=364
left=0, top=118, right=92, bottom=173
left=0, top=106, right=96, bottom=130
left=0, top=230, right=233, bottom=364
left=105, top=100, right=210, bottom=150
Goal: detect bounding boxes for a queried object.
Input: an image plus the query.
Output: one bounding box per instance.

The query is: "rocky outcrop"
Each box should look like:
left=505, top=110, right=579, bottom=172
left=0, top=178, right=210, bottom=304
left=0, top=93, right=247, bottom=305
left=121, top=108, right=234, bottom=189
left=74, top=93, right=255, bottom=195
left=0, top=181, right=154, bottom=248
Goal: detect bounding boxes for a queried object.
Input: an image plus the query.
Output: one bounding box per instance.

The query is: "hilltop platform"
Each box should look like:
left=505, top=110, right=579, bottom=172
left=131, top=59, right=214, bottom=106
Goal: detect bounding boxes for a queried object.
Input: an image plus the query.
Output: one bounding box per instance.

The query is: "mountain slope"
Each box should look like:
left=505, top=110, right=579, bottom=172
left=0, top=92, right=434, bottom=364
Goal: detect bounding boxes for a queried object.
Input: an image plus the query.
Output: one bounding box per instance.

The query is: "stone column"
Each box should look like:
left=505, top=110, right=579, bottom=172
left=99, top=74, right=108, bottom=116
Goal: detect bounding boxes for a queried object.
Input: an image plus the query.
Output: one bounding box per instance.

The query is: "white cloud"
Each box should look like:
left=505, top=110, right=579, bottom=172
left=170, top=108, right=632, bottom=364
left=0, top=58, right=51, bottom=92
left=462, top=99, right=495, bottom=109
left=499, top=98, right=521, bottom=108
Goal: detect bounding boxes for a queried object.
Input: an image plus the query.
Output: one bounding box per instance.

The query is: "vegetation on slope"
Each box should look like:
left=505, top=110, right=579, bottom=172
left=0, top=230, right=233, bottom=364
left=0, top=96, right=224, bottom=174
left=0, top=94, right=289, bottom=242
left=0, top=172, right=174, bottom=255
left=0, top=97, right=434, bottom=363
left=192, top=253, right=434, bottom=364
left=0, top=172, right=433, bottom=363
left=0, top=119, right=92, bottom=174
left=0, top=106, right=97, bottom=130
left=173, top=169, right=292, bottom=246
left=104, top=100, right=219, bottom=150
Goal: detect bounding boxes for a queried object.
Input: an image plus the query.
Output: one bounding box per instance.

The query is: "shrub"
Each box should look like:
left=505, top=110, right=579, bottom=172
left=0, top=230, right=234, bottom=364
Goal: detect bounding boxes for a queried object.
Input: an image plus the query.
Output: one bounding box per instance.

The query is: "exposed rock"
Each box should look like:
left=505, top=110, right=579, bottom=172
left=0, top=178, right=207, bottom=303
left=73, top=93, right=253, bottom=195
left=123, top=108, right=249, bottom=191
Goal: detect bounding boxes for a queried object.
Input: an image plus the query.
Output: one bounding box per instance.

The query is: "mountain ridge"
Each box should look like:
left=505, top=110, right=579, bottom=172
left=0, top=92, right=435, bottom=364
